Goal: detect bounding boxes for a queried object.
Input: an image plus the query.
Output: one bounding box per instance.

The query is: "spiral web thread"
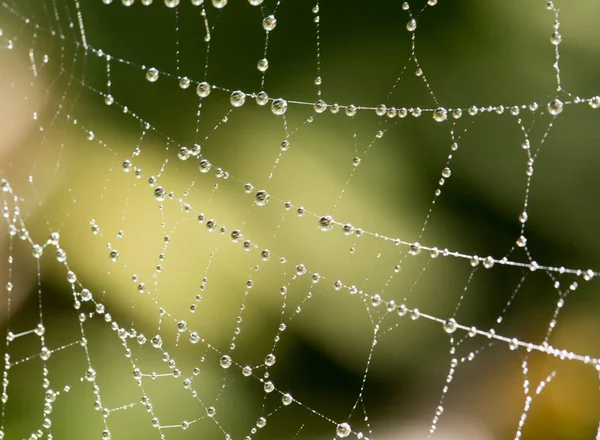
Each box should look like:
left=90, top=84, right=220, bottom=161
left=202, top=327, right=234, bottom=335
left=0, top=0, right=599, bottom=439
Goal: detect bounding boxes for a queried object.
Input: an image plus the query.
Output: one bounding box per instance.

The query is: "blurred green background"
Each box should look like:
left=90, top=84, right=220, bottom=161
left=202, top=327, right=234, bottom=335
left=1, top=0, right=600, bottom=439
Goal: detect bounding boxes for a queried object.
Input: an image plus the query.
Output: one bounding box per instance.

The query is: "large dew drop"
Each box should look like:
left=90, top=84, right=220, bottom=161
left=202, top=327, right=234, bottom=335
left=230, top=90, right=246, bottom=107
left=146, top=67, right=159, bottom=82
left=196, top=81, right=211, bottom=98
left=336, top=422, right=351, bottom=438
left=219, top=354, right=232, bottom=369
left=547, top=99, right=563, bottom=116
left=271, top=98, right=288, bottom=115
left=255, top=190, right=270, bottom=206
left=262, top=15, right=277, bottom=31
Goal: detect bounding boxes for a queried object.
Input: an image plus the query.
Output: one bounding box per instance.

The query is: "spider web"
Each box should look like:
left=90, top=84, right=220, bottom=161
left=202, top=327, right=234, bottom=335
left=1, top=0, right=600, bottom=439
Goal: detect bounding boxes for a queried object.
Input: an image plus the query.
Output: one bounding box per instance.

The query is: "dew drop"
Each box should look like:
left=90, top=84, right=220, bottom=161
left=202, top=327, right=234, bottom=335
left=318, top=215, right=333, bottom=231
left=262, top=15, right=277, bottom=31
left=264, top=353, right=276, bottom=366
left=443, top=318, right=457, bottom=334
left=336, top=423, right=351, bottom=438
left=547, top=99, right=563, bottom=116
left=433, top=107, right=447, bottom=122
left=255, top=190, right=270, bottom=206
left=230, top=90, right=246, bottom=107
left=271, top=98, right=288, bottom=115
left=220, top=355, right=232, bottom=369
left=257, top=58, right=269, bottom=72
left=256, top=91, right=269, bottom=105
left=282, top=393, right=293, bottom=405
left=199, top=159, right=212, bottom=173
left=178, top=76, right=190, bottom=88
left=483, top=256, right=495, bottom=269
left=314, top=99, right=327, bottom=113
left=146, top=68, right=159, bottom=82
left=196, top=82, right=211, bottom=98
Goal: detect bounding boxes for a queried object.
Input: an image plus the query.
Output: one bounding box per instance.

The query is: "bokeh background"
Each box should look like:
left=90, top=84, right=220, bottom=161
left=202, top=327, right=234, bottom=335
left=1, top=0, right=600, bottom=439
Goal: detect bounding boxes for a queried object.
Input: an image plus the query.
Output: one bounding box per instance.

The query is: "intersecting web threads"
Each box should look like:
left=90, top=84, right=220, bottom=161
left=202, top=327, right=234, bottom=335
left=1, top=0, right=600, bottom=439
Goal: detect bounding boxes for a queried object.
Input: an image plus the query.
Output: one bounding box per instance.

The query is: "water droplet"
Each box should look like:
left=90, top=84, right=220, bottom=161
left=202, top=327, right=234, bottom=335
left=516, top=235, right=527, bottom=247
left=45, top=389, right=57, bottom=403
left=109, top=250, right=119, bottom=262
left=32, top=244, right=43, bottom=259
left=207, top=406, right=216, bottom=417
left=550, top=31, right=562, bottom=45
left=242, top=366, right=252, bottom=376
left=151, top=335, right=162, bottom=348
left=262, top=15, right=277, bottom=31
left=271, top=98, right=288, bottom=115
left=433, top=107, right=447, bottom=122
left=483, top=256, right=494, bottom=269
left=264, top=381, right=274, bottom=393
left=196, top=82, right=211, bottom=98
left=345, top=105, right=357, bottom=117
left=146, top=68, right=159, bottom=82
left=230, top=90, right=246, bottom=107
left=257, top=417, right=267, bottom=428
left=282, top=393, right=293, bottom=405
left=199, top=159, right=212, bottom=173
left=318, top=215, right=333, bottom=231
left=85, top=368, right=96, bottom=381
left=443, top=318, right=457, bottom=333
left=371, top=294, right=382, bottom=307
left=255, top=190, right=270, bottom=206
left=547, top=99, right=563, bottom=116
left=406, top=19, right=417, bottom=32
left=256, top=91, right=269, bottom=105
left=409, top=242, right=422, bottom=255
left=296, top=264, right=307, bottom=276
left=336, top=423, right=351, bottom=438
left=257, top=58, right=269, bottom=72
left=178, top=76, right=190, bottom=88
left=265, top=354, right=276, bottom=366
left=104, top=95, right=114, bottom=105
left=261, top=249, right=271, bottom=261
left=314, top=99, right=327, bottom=113
left=220, top=355, right=232, bottom=369
left=154, top=187, right=166, bottom=201
left=67, top=271, right=77, bottom=284
left=212, top=0, right=227, bottom=8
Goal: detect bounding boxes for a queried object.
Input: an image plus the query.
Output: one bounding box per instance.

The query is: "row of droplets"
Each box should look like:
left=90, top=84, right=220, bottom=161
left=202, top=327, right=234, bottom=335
left=102, top=0, right=265, bottom=8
